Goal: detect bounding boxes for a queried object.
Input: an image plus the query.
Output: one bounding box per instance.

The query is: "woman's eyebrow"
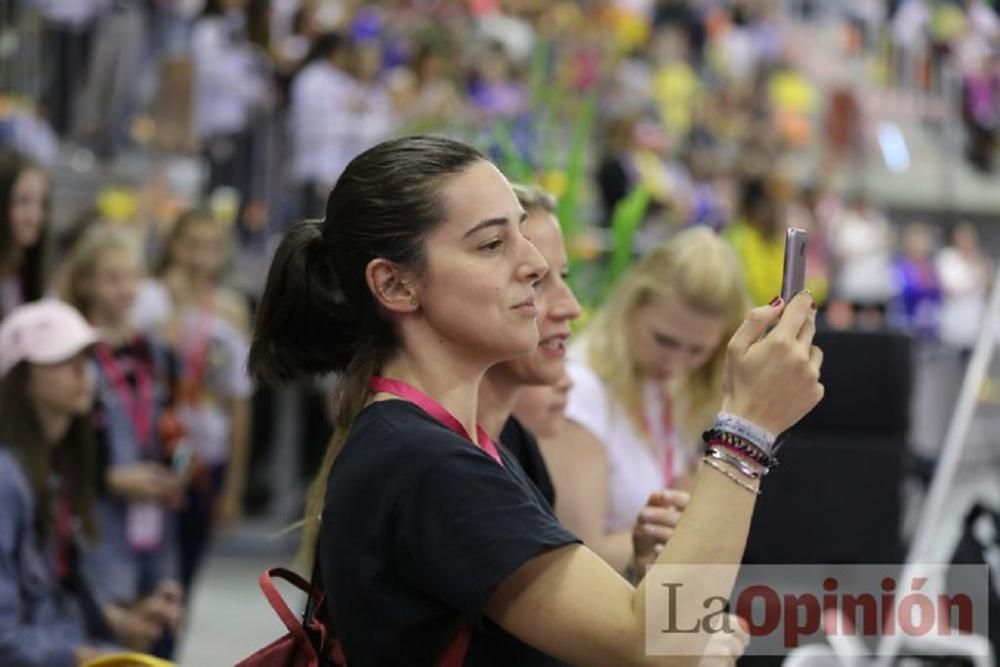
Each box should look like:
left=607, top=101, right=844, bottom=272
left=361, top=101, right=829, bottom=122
left=463, top=217, right=509, bottom=238
left=463, top=209, right=527, bottom=238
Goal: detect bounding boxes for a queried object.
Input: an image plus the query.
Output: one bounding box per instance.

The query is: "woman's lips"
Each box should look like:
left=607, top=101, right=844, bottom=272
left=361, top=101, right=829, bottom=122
left=513, top=296, right=537, bottom=317
left=538, top=335, right=567, bottom=357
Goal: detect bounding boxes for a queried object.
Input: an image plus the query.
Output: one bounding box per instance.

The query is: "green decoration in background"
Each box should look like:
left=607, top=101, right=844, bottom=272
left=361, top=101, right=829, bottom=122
left=555, top=91, right=596, bottom=249
left=601, top=185, right=651, bottom=301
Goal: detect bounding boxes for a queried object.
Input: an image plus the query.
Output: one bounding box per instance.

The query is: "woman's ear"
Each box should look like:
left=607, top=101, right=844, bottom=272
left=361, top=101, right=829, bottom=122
left=365, top=258, right=419, bottom=314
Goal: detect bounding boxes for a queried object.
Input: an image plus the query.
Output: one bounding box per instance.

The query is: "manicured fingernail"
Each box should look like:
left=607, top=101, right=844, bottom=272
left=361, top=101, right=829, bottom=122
left=768, top=296, right=782, bottom=307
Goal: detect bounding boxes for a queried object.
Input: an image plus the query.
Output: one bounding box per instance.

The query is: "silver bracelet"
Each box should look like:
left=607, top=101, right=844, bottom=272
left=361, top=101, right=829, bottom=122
left=706, top=446, right=765, bottom=479
left=703, top=457, right=761, bottom=495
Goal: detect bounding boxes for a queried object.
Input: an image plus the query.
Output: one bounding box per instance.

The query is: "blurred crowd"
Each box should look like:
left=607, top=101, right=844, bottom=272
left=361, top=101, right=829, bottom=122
left=0, top=0, right=999, bottom=661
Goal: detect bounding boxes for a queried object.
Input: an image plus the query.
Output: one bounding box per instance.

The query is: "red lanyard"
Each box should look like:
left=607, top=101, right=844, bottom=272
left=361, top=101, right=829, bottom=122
left=182, top=309, right=214, bottom=389
left=95, top=340, right=154, bottom=451
left=368, top=376, right=503, bottom=465
left=54, top=490, right=73, bottom=581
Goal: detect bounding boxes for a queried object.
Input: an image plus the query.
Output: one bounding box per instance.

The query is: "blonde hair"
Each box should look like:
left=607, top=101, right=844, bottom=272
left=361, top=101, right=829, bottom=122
left=583, top=227, right=749, bottom=446
left=511, top=183, right=557, bottom=214
left=62, top=226, right=141, bottom=316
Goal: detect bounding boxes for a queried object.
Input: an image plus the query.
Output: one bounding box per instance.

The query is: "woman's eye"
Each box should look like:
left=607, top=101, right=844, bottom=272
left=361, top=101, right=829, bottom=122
left=480, top=239, right=503, bottom=252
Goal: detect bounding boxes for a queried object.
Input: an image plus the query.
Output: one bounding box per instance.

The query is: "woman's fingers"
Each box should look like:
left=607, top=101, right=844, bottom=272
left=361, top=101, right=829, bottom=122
left=772, top=292, right=814, bottom=342
left=638, top=506, right=684, bottom=529
left=727, top=301, right=784, bottom=356
left=810, top=344, right=824, bottom=376
left=647, top=489, right=691, bottom=510
left=640, top=525, right=674, bottom=543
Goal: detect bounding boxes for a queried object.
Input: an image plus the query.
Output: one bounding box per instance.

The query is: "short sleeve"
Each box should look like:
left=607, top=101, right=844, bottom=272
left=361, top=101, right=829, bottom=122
left=395, top=445, right=579, bottom=628
left=211, top=319, right=253, bottom=399
left=564, top=360, right=611, bottom=443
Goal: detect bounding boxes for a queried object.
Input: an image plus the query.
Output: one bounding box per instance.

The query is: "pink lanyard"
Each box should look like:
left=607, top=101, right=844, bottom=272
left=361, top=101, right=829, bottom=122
left=368, top=376, right=503, bottom=466
left=95, top=341, right=154, bottom=452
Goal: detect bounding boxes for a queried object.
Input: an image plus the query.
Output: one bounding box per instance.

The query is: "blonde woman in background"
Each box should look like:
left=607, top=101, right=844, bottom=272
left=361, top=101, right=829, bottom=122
left=62, top=228, right=185, bottom=658
left=547, top=227, right=750, bottom=574
left=132, top=209, right=253, bottom=592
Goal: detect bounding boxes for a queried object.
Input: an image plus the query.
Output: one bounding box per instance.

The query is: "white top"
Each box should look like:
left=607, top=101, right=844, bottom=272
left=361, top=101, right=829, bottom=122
left=132, top=280, right=253, bottom=464
left=937, top=248, right=988, bottom=348
left=289, top=61, right=395, bottom=188
left=191, top=15, right=267, bottom=139
left=564, top=353, right=693, bottom=533
left=31, top=0, right=107, bottom=26
left=832, top=208, right=897, bottom=304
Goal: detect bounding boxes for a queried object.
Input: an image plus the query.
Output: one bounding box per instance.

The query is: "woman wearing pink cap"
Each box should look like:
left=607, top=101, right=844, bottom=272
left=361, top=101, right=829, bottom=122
left=0, top=300, right=181, bottom=666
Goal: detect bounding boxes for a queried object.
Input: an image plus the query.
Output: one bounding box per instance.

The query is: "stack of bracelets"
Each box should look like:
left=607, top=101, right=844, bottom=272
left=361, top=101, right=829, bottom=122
left=700, top=412, right=780, bottom=495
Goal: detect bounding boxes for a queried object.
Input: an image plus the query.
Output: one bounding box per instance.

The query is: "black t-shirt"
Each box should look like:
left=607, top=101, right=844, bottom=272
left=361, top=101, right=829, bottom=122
left=499, top=417, right=555, bottom=509
left=320, top=400, right=578, bottom=666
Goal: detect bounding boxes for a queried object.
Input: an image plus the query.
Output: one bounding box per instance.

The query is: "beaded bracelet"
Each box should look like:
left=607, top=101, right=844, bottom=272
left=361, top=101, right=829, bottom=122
left=716, top=412, right=776, bottom=457
left=703, top=457, right=760, bottom=495
left=705, top=446, right=766, bottom=480
left=703, top=428, right=775, bottom=468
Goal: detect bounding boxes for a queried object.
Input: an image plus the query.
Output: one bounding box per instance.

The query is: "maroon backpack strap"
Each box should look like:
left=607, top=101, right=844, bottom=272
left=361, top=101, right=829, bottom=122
left=437, top=624, right=471, bottom=667
left=259, top=568, right=321, bottom=653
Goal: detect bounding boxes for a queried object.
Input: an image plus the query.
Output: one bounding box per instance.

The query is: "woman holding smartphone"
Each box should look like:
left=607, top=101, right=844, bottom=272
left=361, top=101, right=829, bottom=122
left=249, top=135, right=823, bottom=665
left=553, top=229, right=751, bottom=574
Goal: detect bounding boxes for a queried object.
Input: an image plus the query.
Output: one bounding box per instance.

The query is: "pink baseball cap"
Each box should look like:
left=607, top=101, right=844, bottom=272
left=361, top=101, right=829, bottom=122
left=0, top=300, right=98, bottom=376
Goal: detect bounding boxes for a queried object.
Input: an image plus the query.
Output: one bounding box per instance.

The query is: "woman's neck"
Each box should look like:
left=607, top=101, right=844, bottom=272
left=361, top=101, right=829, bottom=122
left=0, top=246, right=22, bottom=276
left=90, top=309, right=133, bottom=347
left=478, top=367, right=522, bottom=441
left=167, top=269, right=215, bottom=303
left=36, top=404, right=71, bottom=446
left=378, top=350, right=486, bottom=442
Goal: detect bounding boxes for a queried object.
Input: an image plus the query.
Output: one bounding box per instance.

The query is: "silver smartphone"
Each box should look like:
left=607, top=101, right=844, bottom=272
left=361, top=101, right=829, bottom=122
left=780, top=228, right=808, bottom=304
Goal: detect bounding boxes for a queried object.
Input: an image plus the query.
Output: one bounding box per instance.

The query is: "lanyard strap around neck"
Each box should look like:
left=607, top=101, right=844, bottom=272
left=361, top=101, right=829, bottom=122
left=368, top=376, right=502, bottom=466
left=95, top=340, right=154, bottom=452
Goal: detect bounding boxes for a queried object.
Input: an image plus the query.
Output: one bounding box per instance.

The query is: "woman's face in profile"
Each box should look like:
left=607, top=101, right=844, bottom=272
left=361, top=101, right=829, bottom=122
left=414, top=161, right=549, bottom=365
left=28, top=352, right=96, bottom=421
left=499, top=208, right=581, bottom=386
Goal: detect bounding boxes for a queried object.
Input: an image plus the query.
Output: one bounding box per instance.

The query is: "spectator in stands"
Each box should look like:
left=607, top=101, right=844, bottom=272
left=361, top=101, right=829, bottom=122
left=938, top=222, right=991, bottom=351
left=723, top=177, right=785, bottom=306
left=961, top=50, right=1000, bottom=173
left=191, top=0, right=270, bottom=204
left=830, top=191, right=897, bottom=320
left=133, top=210, right=253, bottom=592
left=555, top=227, right=749, bottom=573
left=0, top=152, right=49, bottom=322
left=290, top=31, right=395, bottom=219
left=0, top=300, right=179, bottom=665
left=893, top=222, right=943, bottom=338
left=63, top=228, right=185, bottom=658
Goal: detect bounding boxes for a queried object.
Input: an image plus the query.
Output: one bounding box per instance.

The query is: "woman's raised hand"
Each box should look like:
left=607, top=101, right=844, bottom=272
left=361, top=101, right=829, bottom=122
left=721, top=293, right=824, bottom=436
